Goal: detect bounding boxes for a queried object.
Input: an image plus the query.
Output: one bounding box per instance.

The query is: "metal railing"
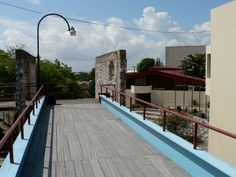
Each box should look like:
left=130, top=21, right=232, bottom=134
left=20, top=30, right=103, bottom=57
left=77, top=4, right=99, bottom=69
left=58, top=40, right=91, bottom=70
left=0, top=86, right=43, bottom=163
left=100, top=85, right=236, bottom=149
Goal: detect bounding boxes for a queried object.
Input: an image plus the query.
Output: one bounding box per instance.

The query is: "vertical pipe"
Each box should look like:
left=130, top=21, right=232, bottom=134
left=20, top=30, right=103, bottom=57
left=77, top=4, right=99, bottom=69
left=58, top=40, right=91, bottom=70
left=193, top=123, right=198, bottom=149
left=9, top=135, right=14, bottom=163
left=130, top=97, right=132, bottom=112
left=163, top=110, right=166, bottom=131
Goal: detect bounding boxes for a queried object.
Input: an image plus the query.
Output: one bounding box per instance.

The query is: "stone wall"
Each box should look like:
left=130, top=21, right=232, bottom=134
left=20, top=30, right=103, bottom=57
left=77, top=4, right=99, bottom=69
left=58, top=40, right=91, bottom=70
left=95, top=50, right=127, bottom=99
left=15, top=49, right=36, bottom=114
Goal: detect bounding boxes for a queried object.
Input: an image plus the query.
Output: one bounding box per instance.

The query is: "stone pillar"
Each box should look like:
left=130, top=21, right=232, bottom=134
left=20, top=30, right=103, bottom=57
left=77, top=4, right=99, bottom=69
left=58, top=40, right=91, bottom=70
left=95, top=49, right=127, bottom=103
left=15, top=50, right=26, bottom=114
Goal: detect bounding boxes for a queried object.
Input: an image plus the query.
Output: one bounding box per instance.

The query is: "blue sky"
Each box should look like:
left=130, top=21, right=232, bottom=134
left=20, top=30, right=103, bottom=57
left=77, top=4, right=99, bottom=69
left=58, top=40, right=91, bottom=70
left=0, top=0, right=231, bottom=71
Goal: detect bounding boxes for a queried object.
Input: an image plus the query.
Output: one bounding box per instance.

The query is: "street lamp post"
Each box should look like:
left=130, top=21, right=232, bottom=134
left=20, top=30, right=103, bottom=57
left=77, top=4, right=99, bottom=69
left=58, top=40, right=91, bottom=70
left=37, top=13, right=76, bottom=89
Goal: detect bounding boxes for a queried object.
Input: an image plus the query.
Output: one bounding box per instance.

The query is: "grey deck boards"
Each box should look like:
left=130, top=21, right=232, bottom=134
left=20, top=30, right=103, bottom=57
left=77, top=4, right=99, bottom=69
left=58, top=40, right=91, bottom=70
left=20, top=103, right=189, bottom=177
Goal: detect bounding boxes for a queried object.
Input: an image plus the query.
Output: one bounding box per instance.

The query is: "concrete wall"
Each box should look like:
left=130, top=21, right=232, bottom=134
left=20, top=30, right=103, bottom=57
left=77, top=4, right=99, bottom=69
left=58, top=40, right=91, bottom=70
left=125, top=89, right=207, bottom=111
left=95, top=50, right=127, bottom=99
left=151, top=90, right=206, bottom=110
left=166, top=46, right=206, bottom=67
left=208, top=1, right=236, bottom=167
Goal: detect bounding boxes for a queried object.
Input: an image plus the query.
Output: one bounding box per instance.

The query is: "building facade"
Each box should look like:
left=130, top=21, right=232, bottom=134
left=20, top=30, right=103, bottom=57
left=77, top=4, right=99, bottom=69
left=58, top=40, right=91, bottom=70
left=166, top=46, right=206, bottom=67
left=207, top=1, right=236, bottom=167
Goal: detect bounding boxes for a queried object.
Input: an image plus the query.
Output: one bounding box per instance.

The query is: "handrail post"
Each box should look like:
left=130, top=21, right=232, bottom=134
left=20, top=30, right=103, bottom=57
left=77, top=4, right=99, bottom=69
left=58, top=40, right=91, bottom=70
left=114, top=91, right=116, bottom=101
left=100, top=85, right=102, bottom=95
left=193, top=123, right=198, bottom=149
left=163, top=110, right=166, bottom=131
left=36, top=98, right=38, bottom=108
left=130, top=97, right=132, bottom=112
left=27, top=109, right=31, bottom=125
left=106, top=88, right=108, bottom=97
left=143, top=104, right=146, bottom=120
left=9, top=134, right=14, bottom=163
left=112, top=90, right=114, bottom=101
left=20, top=116, right=24, bottom=139
left=32, top=103, right=35, bottom=115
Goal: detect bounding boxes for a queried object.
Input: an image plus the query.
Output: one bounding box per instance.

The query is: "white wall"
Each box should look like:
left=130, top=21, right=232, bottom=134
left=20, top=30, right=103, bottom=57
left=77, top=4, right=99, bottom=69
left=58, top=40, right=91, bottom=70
left=208, top=1, right=236, bottom=167
left=151, top=90, right=206, bottom=110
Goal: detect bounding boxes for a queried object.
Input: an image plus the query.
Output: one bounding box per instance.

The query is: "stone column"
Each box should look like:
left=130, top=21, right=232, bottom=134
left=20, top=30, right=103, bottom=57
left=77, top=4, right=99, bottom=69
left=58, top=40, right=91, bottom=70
left=15, top=50, right=26, bottom=115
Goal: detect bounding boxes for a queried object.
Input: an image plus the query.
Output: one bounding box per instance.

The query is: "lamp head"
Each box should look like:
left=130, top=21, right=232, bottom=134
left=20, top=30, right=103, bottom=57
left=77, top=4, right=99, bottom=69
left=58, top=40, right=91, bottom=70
left=69, top=26, right=76, bottom=36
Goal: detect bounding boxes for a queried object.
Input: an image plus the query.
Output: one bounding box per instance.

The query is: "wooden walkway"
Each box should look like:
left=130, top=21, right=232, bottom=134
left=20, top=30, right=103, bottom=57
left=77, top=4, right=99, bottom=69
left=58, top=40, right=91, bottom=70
left=20, top=102, right=189, bottom=177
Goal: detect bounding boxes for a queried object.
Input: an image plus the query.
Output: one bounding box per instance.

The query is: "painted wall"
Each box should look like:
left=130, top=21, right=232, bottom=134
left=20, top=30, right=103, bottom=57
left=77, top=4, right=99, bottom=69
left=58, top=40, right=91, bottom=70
left=166, top=46, right=206, bottom=67
left=95, top=50, right=126, bottom=98
left=208, top=1, right=236, bottom=167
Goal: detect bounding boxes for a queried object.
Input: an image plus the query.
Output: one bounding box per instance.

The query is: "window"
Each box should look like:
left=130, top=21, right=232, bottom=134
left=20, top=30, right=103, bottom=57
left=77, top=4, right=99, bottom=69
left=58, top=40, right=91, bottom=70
left=207, top=54, right=211, bottom=78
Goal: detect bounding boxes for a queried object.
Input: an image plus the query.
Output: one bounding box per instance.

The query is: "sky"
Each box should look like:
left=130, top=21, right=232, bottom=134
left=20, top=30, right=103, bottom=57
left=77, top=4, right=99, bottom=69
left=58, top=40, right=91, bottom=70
left=0, top=0, right=231, bottom=72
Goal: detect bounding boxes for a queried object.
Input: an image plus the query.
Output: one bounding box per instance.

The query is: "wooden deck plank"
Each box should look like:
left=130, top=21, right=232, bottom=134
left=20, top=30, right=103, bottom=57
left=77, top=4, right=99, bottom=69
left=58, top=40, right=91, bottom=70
left=20, top=102, right=189, bottom=177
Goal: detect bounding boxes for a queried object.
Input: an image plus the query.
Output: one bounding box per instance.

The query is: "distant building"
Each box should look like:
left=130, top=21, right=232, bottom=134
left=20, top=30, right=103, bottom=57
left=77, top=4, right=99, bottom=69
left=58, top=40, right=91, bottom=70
left=207, top=0, right=236, bottom=167
left=166, top=46, right=206, bottom=67
left=126, top=66, right=206, bottom=110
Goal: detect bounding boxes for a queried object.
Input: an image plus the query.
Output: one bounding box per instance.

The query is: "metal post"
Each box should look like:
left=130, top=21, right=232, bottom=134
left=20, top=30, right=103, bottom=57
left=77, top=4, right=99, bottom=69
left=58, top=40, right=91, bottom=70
left=143, top=104, right=146, bottom=120
left=163, top=110, right=166, bottom=131
left=106, top=88, right=108, bottom=97
left=37, top=13, right=75, bottom=90
left=130, top=97, right=132, bottom=112
left=20, top=116, right=24, bottom=139
left=9, top=135, right=14, bottom=163
left=193, top=123, right=198, bottom=149
left=198, top=89, right=201, bottom=113
left=32, top=103, right=35, bottom=115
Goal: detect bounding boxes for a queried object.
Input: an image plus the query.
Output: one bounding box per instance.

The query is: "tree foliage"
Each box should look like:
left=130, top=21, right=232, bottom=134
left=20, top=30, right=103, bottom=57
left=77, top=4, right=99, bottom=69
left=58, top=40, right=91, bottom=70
left=0, top=50, right=15, bottom=83
left=137, top=58, right=155, bottom=72
left=40, top=59, right=82, bottom=98
left=179, top=54, right=205, bottom=78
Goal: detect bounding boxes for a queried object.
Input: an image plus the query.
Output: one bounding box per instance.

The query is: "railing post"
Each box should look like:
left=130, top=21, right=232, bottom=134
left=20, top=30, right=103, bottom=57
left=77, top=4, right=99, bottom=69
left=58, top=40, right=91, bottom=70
left=100, top=85, right=102, bottom=95
left=9, top=134, right=14, bottom=163
left=163, top=110, right=166, bottom=131
left=130, top=97, right=132, bottom=112
left=193, top=123, right=198, bottom=149
left=114, top=91, right=116, bottom=101
left=36, top=98, right=38, bottom=108
left=112, top=90, right=114, bottom=101
left=32, top=103, right=35, bottom=115
left=27, top=109, right=31, bottom=125
left=106, top=88, right=108, bottom=97
left=120, top=93, right=122, bottom=106
left=143, top=104, right=146, bottom=120
left=20, top=116, right=24, bottom=139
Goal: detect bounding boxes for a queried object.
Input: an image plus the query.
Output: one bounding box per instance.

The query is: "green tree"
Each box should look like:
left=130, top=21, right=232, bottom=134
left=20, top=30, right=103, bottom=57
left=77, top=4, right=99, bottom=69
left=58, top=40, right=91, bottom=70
left=179, top=54, right=205, bottom=78
left=0, top=50, right=15, bottom=83
left=155, top=57, right=163, bottom=66
left=88, top=68, right=95, bottom=97
left=39, top=59, right=81, bottom=98
left=137, top=58, right=155, bottom=72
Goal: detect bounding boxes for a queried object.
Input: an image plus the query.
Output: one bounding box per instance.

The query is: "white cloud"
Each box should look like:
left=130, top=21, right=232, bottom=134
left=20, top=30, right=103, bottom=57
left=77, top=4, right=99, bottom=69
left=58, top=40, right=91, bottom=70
left=28, top=0, right=41, bottom=5
left=0, top=7, right=210, bottom=72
